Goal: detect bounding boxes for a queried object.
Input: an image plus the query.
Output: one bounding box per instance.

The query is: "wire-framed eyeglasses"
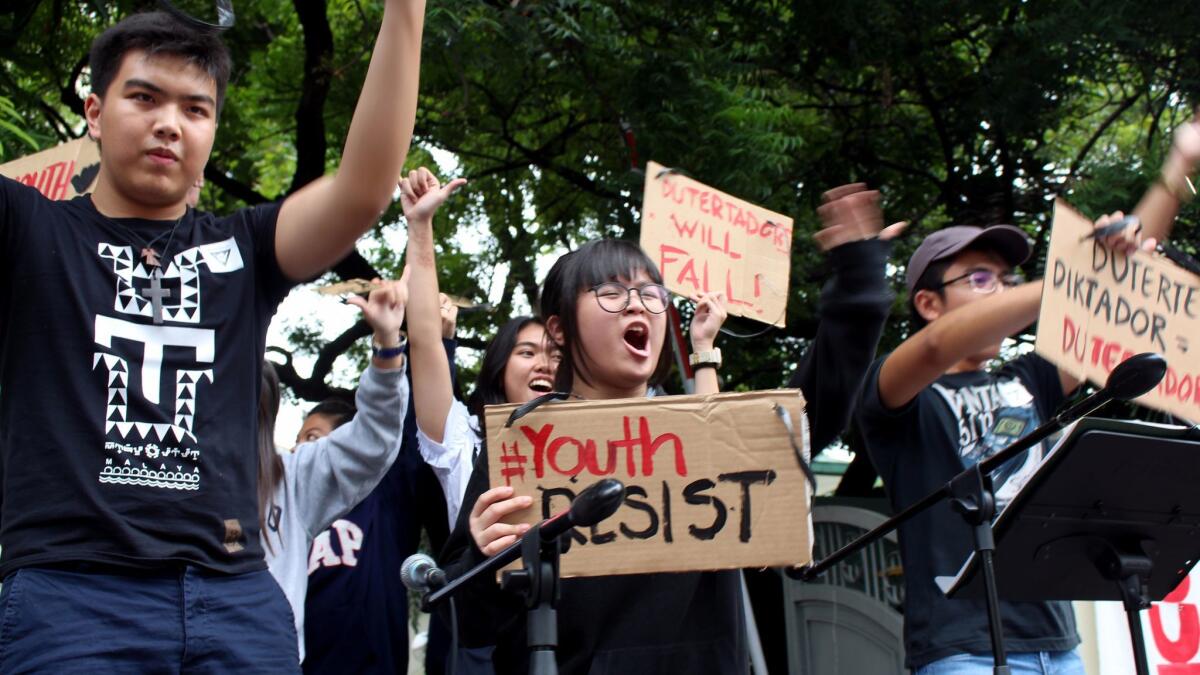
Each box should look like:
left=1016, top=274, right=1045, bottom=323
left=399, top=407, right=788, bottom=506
left=589, top=282, right=670, bottom=314
left=934, top=268, right=1024, bottom=294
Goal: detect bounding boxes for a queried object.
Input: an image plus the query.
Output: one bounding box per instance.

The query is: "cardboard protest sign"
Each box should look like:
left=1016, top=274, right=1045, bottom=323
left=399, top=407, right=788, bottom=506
left=1037, top=199, right=1200, bottom=420
left=484, top=389, right=812, bottom=578
left=0, top=137, right=100, bottom=200
left=640, top=161, right=794, bottom=327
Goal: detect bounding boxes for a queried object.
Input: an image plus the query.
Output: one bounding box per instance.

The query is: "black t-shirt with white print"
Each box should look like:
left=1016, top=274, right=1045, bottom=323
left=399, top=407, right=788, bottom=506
left=0, top=175, right=294, bottom=577
left=857, top=352, right=1080, bottom=669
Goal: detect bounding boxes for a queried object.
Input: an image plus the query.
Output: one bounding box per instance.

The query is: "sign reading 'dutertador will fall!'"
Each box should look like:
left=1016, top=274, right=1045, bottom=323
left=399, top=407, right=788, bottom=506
left=484, top=390, right=813, bottom=578
left=0, top=137, right=101, bottom=200
left=640, top=161, right=794, bottom=327
left=1037, top=198, right=1200, bottom=421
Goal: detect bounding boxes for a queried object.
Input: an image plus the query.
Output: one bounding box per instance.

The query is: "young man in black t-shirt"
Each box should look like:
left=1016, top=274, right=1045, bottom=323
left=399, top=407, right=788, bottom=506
left=0, top=4, right=425, bottom=671
left=855, top=121, right=1200, bottom=674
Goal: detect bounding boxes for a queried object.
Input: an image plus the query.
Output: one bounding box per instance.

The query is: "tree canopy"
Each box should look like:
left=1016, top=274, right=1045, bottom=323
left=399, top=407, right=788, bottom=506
left=3, top=0, right=1198, bottom=480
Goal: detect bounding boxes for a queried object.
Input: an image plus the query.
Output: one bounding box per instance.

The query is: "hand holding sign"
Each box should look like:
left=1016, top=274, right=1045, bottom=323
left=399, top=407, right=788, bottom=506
left=813, top=183, right=907, bottom=252
left=688, top=291, right=728, bottom=351
left=471, top=485, right=534, bottom=557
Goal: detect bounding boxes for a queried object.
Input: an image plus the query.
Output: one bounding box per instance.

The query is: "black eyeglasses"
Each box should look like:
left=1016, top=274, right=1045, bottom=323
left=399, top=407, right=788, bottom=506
left=934, top=268, right=1024, bottom=294
left=158, top=0, right=236, bottom=32
left=589, top=282, right=670, bottom=314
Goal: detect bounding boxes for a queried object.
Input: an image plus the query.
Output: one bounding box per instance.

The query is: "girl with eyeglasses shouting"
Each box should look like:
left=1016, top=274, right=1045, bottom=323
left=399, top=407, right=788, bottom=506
left=434, top=236, right=730, bottom=675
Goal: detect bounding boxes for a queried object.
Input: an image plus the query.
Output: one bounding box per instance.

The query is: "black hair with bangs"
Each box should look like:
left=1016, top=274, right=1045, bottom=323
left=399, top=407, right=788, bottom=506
left=466, top=315, right=545, bottom=421
left=539, top=239, right=672, bottom=393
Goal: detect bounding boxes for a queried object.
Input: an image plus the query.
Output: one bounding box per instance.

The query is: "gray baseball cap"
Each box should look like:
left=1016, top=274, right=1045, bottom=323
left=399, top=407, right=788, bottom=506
left=905, top=225, right=1031, bottom=293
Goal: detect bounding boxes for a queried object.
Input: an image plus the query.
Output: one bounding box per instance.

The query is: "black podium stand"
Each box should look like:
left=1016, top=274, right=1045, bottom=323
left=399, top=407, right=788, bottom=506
left=936, top=417, right=1200, bottom=675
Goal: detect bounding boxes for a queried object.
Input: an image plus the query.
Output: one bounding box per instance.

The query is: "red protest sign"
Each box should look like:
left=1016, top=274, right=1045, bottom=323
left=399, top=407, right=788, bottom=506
left=640, top=161, right=794, bottom=327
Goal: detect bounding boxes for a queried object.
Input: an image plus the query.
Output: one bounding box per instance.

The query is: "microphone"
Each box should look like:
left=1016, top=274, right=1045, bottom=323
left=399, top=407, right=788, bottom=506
left=400, top=553, right=447, bottom=592
left=423, top=478, right=626, bottom=609
left=534, top=477, right=626, bottom=543
left=1055, top=352, right=1167, bottom=425
left=1102, top=352, right=1167, bottom=401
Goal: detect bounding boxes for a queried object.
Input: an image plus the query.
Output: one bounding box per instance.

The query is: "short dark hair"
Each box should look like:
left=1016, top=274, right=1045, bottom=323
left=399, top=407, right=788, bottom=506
left=306, top=399, right=356, bottom=430
left=466, top=315, right=545, bottom=421
left=539, top=239, right=672, bottom=392
left=89, top=11, right=233, bottom=114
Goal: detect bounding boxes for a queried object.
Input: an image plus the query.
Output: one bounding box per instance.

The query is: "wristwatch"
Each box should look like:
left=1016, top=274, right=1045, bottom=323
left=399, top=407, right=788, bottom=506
left=371, top=337, right=407, bottom=360
left=689, top=347, right=722, bottom=371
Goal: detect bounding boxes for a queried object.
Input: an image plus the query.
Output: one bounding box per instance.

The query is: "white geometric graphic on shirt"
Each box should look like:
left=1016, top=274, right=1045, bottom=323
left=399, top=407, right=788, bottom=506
left=92, top=352, right=212, bottom=443
left=92, top=352, right=207, bottom=491
left=97, top=237, right=244, bottom=324
left=93, top=238, right=238, bottom=492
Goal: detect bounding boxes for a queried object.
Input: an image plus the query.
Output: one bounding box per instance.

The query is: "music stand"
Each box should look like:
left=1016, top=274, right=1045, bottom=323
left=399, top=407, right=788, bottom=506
left=936, top=418, right=1200, bottom=675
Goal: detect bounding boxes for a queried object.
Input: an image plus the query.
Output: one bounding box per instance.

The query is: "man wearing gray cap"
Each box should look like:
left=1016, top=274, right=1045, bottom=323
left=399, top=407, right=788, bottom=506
left=851, top=132, right=1198, bottom=673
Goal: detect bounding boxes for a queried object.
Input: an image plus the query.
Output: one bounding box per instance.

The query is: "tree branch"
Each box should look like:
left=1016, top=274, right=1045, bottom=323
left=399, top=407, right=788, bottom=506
left=290, top=0, right=334, bottom=193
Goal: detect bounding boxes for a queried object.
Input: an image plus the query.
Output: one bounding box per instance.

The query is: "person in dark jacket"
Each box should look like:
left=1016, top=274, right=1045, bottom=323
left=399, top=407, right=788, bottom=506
left=439, top=183, right=903, bottom=674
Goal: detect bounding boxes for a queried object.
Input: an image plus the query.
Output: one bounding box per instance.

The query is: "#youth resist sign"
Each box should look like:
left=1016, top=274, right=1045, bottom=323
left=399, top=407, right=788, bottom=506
left=1037, top=199, right=1200, bottom=420
left=640, top=161, right=794, bottom=327
left=0, top=137, right=100, bottom=200
left=484, top=390, right=813, bottom=578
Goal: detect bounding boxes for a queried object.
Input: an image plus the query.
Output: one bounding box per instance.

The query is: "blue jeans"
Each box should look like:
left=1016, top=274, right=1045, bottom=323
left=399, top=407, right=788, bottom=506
left=0, top=566, right=298, bottom=674
left=916, top=649, right=1086, bottom=675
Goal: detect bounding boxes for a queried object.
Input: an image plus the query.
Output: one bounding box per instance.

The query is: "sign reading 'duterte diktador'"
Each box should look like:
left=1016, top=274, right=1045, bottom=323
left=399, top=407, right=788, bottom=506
left=1037, top=198, right=1200, bottom=421
left=640, top=161, right=794, bottom=327
left=484, top=389, right=813, bottom=578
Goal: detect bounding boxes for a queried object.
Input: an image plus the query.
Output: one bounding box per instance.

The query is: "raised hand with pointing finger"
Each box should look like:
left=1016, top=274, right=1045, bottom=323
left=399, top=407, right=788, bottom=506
left=400, top=166, right=467, bottom=226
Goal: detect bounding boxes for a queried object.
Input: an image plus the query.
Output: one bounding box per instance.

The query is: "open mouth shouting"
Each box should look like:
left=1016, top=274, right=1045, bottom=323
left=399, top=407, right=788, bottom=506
left=623, top=322, right=651, bottom=359
left=529, top=377, right=555, bottom=394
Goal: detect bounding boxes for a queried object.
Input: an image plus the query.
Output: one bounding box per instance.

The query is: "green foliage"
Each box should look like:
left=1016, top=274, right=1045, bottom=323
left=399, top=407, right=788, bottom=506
left=3, top=0, right=1198, bottom=416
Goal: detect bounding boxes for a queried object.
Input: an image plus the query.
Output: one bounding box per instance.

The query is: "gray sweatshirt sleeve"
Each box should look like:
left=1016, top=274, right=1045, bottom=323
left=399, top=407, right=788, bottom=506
left=287, top=364, right=409, bottom=538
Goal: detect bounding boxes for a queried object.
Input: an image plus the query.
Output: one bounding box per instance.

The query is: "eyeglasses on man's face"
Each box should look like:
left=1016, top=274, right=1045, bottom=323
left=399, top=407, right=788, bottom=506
left=935, top=268, right=1024, bottom=294
left=589, top=282, right=670, bottom=314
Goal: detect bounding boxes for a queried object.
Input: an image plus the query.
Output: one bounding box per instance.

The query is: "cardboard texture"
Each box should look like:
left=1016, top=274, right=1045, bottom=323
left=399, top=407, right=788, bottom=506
left=1037, top=199, right=1200, bottom=420
left=484, top=389, right=813, bottom=578
left=640, top=161, right=794, bottom=327
left=0, top=137, right=100, bottom=200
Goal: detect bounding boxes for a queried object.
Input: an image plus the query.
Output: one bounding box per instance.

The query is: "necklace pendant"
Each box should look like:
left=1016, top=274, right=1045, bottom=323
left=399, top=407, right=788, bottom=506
left=141, top=247, right=161, bottom=268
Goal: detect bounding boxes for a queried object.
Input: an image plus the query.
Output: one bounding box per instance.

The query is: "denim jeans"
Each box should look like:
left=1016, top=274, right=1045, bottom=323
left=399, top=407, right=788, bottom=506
left=0, top=566, right=299, bottom=674
left=916, top=649, right=1086, bottom=675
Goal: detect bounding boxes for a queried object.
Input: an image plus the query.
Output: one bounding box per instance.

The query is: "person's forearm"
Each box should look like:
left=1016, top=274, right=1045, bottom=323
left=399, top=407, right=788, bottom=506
left=1134, top=149, right=1196, bottom=245
left=789, top=238, right=893, bottom=451
left=916, top=281, right=1041, bottom=366
left=406, top=216, right=455, bottom=442
left=406, top=218, right=442, bottom=347
left=335, top=1, right=426, bottom=221
left=691, top=337, right=720, bottom=395
left=878, top=281, right=1042, bottom=409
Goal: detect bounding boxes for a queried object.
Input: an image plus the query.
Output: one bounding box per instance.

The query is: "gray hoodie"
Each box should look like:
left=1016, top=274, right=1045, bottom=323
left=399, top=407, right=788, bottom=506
left=262, top=364, right=408, bottom=662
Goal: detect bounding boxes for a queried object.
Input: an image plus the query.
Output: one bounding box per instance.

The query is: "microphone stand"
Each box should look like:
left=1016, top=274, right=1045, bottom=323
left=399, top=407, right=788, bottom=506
left=424, top=478, right=625, bottom=675
left=795, top=353, right=1166, bottom=675
left=501, top=516, right=565, bottom=675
